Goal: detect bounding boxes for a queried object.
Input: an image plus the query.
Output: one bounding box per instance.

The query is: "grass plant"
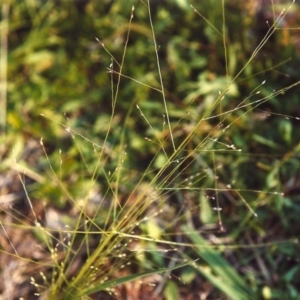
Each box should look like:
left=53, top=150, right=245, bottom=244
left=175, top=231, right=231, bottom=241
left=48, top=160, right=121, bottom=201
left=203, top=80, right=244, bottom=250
left=1, top=0, right=300, bottom=299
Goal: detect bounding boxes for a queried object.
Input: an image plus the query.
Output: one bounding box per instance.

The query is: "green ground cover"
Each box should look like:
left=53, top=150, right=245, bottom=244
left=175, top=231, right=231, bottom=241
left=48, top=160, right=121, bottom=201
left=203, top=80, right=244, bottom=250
left=0, top=0, right=300, bottom=299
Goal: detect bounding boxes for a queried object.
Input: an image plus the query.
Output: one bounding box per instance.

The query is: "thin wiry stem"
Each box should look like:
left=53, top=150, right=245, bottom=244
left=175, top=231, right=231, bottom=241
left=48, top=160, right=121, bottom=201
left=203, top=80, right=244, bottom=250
left=222, top=0, right=228, bottom=78
left=147, top=0, right=176, bottom=152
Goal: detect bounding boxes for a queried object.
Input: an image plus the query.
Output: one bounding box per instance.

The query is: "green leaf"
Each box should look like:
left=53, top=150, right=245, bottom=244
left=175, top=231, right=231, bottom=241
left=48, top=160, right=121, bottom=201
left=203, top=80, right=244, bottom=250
left=279, top=119, right=292, bottom=144
left=182, top=225, right=254, bottom=300
left=174, top=0, right=190, bottom=11
left=75, top=262, right=190, bottom=299
left=199, top=191, right=214, bottom=224
left=252, top=134, right=280, bottom=149
left=164, top=280, right=179, bottom=300
left=283, top=265, right=300, bottom=282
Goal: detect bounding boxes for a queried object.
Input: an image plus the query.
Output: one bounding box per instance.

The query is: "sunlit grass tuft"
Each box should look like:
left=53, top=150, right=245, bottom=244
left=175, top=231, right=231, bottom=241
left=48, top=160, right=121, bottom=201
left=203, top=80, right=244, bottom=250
left=1, top=0, right=300, bottom=299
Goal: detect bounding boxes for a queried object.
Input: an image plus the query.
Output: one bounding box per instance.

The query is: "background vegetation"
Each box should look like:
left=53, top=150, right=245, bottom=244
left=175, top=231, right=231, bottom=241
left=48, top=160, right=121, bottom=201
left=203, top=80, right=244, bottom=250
left=1, top=0, right=300, bottom=299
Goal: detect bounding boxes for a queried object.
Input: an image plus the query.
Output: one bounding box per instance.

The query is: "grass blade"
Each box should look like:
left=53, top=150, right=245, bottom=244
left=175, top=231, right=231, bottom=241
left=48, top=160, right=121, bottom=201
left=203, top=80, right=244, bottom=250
left=182, top=224, right=254, bottom=300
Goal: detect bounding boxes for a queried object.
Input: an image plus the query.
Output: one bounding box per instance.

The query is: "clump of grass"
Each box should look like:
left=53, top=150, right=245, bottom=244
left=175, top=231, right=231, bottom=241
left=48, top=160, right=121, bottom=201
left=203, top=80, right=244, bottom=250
left=1, top=0, right=300, bottom=299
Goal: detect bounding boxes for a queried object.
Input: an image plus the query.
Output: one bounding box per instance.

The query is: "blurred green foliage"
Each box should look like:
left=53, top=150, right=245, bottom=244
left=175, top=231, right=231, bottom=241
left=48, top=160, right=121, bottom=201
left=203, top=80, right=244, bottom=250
left=2, top=0, right=300, bottom=298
